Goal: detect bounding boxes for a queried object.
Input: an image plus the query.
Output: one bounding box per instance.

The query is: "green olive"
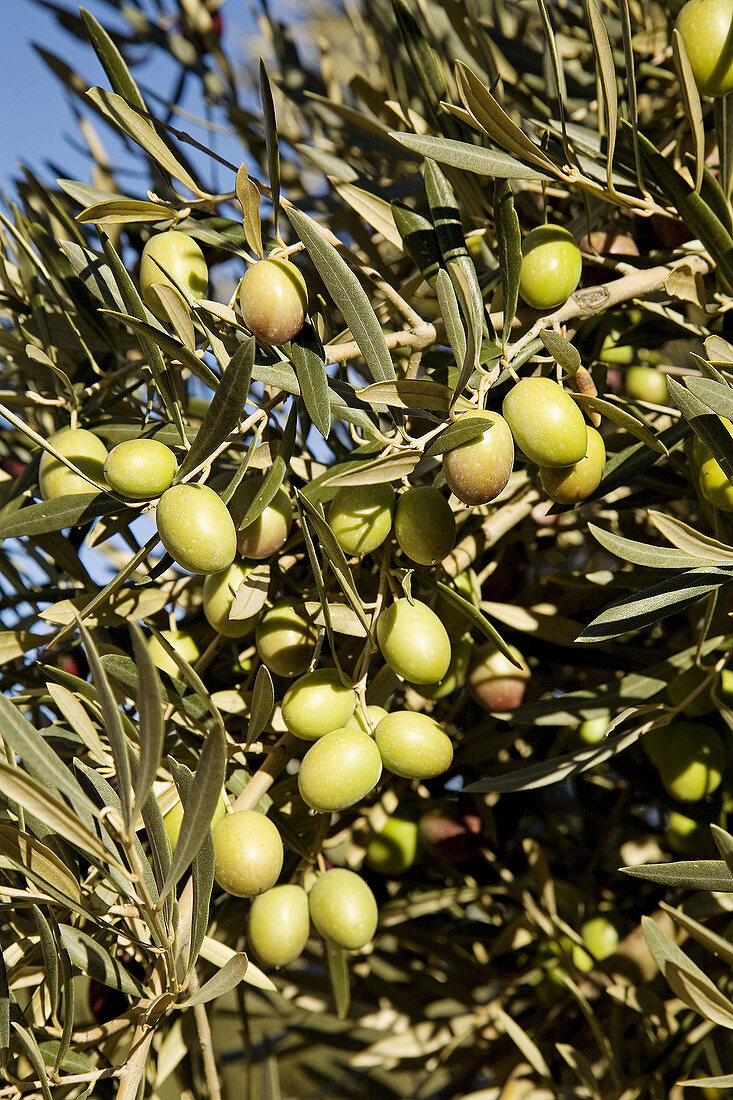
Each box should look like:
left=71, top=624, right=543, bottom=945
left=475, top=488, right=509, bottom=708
left=468, top=643, right=530, bottom=711
left=203, top=559, right=260, bottom=638
left=163, top=787, right=227, bottom=850
left=665, top=810, right=707, bottom=855
left=147, top=629, right=200, bottom=679
left=365, top=809, right=420, bottom=874
left=255, top=601, right=318, bottom=678
left=667, top=666, right=716, bottom=717
left=232, top=480, right=293, bottom=559
left=577, top=715, right=609, bottom=744
left=308, top=868, right=378, bottom=949
left=376, top=598, right=451, bottom=685
left=247, top=885, right=310, bottom=966
left=140, top=230, right=208, bottom=320
left=239, top=258, right=308, bottom=345
left=374, top=711, right=453, bottom=779
left=625, top=366, right=669, bottom=404
left=103, top=439, right=178, bottom=500
left=156, top=483, right=237, bottom=575
left=393, top=486, right=456, bottom=565
left=503, top=377, right=588, bottom=468
left=327, top=483, right=395, bottom=556
left=539, top=426, right=606, bottom=505
left=281, top=669, right=357, bottom=740
left=698, top=454, right=733, bottom=512
left=579, top=914, right=624, bottom=962
left=441, top=411, right=515, bottom=506
left=298, top=728, right=382, bottom=811
left=518, top=225, right=582, bottom=310
left=644, top=721, right=725, bottom=802
left=345, top=705, right=389, bottom=735
left=39, top=427, right=108, bottom=500
left=676, top=0, right=733, bottom=96
left=212, top=810, right=283, bottom=897
left=410, top=633, right=472, bottom=700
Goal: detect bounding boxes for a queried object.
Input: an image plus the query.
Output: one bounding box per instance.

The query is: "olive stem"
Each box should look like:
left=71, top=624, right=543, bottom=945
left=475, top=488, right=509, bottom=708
left=187, top=968, right=222, bottom=1100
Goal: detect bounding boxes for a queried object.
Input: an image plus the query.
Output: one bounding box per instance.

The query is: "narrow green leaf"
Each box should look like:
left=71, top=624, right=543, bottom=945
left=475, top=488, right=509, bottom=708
left=318, top=450, right=421, bottom=488
left=59, top=924, right=148, bottom=996
left=325, top=940, right=350, bottom=1020
left=712, top=823, right=733, bottom=877
left=55, top=947, right=73, bottom=1073
left=649, top=510, right=733, bottom=563
left=494, top=180, right=521, bottom=344
left=0, top=948, right=8, bottom=1067
left=11, top=1024, right=53, bottom=1100
left=130, top=623, right=164, bottom=823
left=435, top=268, right=466, bottom=371
left=574, top=393, right=666, bottom=453
left=78, top=620, right=132, bottom=829
left=588, top=523, right=721, bottom=569
left=667, top=375, right=733, bottom=482
left=642, top=917, right=733, bottom=1028
left=357, top=378, right=454, bottom=412
left=0, top=694, right=96, bottom=814
left=289, top=329, right=331, bottom=439
left=259, top=59, right=281, bottom=238
left=32, top=907, right=58, bottom=1014
left=391, top=201, right=441, bottom=285
left=285, top=206, right=395, bottom=383
left=87, top=87, right=206, bottom=198
left=101, top=308, right=219, bottom=390
left=673, top=29, right=705, bottom=194
left=389, top=132, right=553, bottom=180
left=540, top=330, right=582, bottom=376
left=424, top=417, right=489, bottom=457
left=414, top=574, right=517, bottom=660
left=0, top=825, right=82, bottom=906
left=177, top=338, right=254, bottom=480
left=248, top=665, right=275, bottom=746
left=160, top=725, right=227, bottom=900
left=168, top=760, right=215, bottom=973
left=392, top=0, right=446, bottom=123
left=80, top=8, right=147, bottom=112
left=76, top=199, right=177, bottom=225
left=622, top=860, right=733, bottom=891
left=234, top=402, right=297, bottom=531
left=577, top=567, right=733, bottom=644
left=0, top=493, right=121, bottom=540
left=586, top=0, right=618, bottom=196
left=235, top=163, right=263, bottom=259
left=178, top=953, right=248, bottom=1008
left=465, top=724, right=644, bottom=792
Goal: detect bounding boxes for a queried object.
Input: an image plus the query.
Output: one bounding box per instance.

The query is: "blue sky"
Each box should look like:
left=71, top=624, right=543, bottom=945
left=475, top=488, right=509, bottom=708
left=0, top=1, right=257, bottom=198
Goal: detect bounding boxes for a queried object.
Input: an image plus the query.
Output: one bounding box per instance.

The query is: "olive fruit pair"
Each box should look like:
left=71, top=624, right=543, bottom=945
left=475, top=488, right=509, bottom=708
left=248, top=870, right=379, bottom=961
left=644, top=721, right=725, bottom=802
left=328, top=483, right=456, bottom=565
left=297, top=709, right=453, bottom=812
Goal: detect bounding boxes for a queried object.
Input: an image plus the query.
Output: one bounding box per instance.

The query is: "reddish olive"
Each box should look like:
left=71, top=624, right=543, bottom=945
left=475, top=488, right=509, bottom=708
left=468, top=643, right=530, bottom=711
left=539, top=426, right=605, bottom=506
left=203, top=559, right=260, bottom=638
left=676, top=0, right=733, bottom=96
left=374, top=711, right=453, bottom=779
left=442, top=411, right=514, bottom=506
left=239, top=258, right=308, bottom=345
left=281, top=668, right=357, bottom=740
left=308, top=868, right=378, bottom=949
left=327, top=483, right=395, bottom=556
left=502, top=377, right=588, bottom=468
left=39, top=427, right=108, bottom=500
left=418, top=805, right=483, bottom=862
left=140, top=230, right=208, bottom=320
left=518, top=225, right=582, bottom=310
left=394, top=486, right=456, bottom=565
left=104, top=439, right=178, bottom=500
left=156, top=483, right=237, bottom=575
left=212, top=810, right=283, bottom=897
left=376, top=598, right=451, bottom=685
left=247, top=885, right=310, bottom=967
left=298, top=728, right=382, bottom=812
left=255, top=601, right=318, bottom=678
